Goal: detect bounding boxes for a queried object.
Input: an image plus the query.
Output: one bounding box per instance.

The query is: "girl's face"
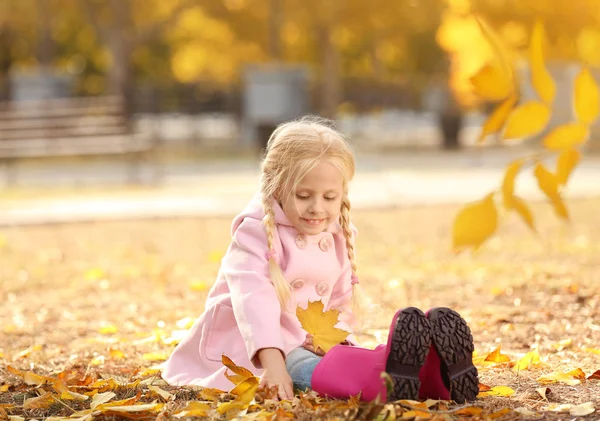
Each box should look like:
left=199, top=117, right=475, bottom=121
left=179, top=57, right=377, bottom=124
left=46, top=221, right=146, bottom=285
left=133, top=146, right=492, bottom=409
left=282, top=160, right=344, bottom=235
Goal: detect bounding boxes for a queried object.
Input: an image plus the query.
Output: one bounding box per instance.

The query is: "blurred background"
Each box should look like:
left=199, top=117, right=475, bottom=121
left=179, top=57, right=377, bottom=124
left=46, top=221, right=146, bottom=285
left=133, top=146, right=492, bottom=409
left=1, top=0, right=600, bottom=191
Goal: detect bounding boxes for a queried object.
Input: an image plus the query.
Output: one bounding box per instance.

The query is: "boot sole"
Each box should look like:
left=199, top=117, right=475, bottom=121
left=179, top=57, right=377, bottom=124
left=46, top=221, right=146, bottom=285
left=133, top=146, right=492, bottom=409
left=386, top=307, right=432, bottom=401
left=428, top=308, right=479, bottom=403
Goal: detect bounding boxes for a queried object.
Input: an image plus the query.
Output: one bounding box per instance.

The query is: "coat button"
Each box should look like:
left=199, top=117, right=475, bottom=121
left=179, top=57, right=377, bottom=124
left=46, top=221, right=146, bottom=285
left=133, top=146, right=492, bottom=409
left=315, top=282, right=329, bottom=296
left=318, top=237, right=329, bottom=252
left=295, top=234, right=307, bottom=249
left=291, top=279, right=304, bottom=290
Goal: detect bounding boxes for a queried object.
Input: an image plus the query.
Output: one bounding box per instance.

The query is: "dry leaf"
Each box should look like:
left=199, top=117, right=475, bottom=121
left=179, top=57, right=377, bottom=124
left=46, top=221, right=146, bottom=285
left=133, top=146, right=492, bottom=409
left=101, top=402, right=164, bottom=414
left=536, top=387, right=551, bottom=399
left=173, top=401, right=211, bottom=418
left=587, top=370, right=600, bottom=380
left=570, top=402, right=595, bottom=416
left=537, top=368, right=586, bottom=385
left=529, top=20, right=556, bottom=104
left=512, top=349, right=541, bottom=372
left=222, top=355, right=257, bottom=386
left=484, top=345, right=511, bottom=363
left=504, top=101, right=550, bottom=139
left=556, top=149, right=581, bottom=186
left=148, top=385, right=174, bottom=401
left=109, top=349, right=125, bottom=359
left=23, top=392, right=57, bottom=410
left=514, top=407, right=537, bottom=416
left=477, top=386, right=515, bottom=397
left=452, top=193, right=498, bottom=253
left=90, top=392, right=116, bottom=409
left=470, top=64, right=512, bottom=101
left=296, top=300, right=351, bottom=353
left=142, top=352, right=167, bottom=361
left=454, top=407, right=483, bottom=416
left=542, top=123, right=588, bottom=151
left=574, top=67, right=600, bottom=124
left=489, top=408, right=512, bottom=419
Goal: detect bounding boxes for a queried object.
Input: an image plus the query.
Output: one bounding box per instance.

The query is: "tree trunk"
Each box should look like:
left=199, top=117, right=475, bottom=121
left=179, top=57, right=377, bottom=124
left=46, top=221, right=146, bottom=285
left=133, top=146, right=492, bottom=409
left=107, top=33, right=135, bottom=121
left=319, top=23, right=341, bottom=119
left=0, top=25, right=12, bottom=102
left=36, top=0, right=55, bottom=68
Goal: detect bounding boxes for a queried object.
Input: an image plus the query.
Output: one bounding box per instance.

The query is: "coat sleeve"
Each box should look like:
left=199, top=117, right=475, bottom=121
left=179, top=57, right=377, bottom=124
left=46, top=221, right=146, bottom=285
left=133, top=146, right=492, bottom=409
left=327, top=224, right=359, bottom=345
left=222, top=218, right=285, bottom=368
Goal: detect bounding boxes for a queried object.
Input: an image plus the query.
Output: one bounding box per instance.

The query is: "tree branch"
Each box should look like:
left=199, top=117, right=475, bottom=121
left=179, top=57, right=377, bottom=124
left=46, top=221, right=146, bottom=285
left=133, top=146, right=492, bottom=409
left=136, top=0, right=199, bottom=45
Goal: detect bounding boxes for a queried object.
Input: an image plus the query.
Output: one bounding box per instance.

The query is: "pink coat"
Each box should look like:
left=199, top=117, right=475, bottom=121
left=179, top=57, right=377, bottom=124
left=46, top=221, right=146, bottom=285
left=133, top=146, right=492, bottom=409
left=161, top=194, right=357, bottom=391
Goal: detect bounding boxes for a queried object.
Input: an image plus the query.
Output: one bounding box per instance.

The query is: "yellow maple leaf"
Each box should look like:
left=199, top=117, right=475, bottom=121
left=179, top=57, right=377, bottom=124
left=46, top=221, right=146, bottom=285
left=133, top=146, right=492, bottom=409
left=512, top=349, right=541, bottom=372
left=296, top=300, right=351, bottom=353
left=537, top=368, right=586, bottom=385
left=222, top=355, right=257, bottom=387
left=477, top=385, right=515, bottom=397
left=484, top=345, right=511, bottom=363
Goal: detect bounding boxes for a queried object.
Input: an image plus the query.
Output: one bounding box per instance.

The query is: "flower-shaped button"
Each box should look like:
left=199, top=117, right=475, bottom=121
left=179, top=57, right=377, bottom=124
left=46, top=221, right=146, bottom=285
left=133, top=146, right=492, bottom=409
left=318, top=237, right=329, bottom=252
left=315, top=282, right=329, bottom=296
left=291, top=279, right=305, bottom=290
left=295, top=235, right=307, bottom=249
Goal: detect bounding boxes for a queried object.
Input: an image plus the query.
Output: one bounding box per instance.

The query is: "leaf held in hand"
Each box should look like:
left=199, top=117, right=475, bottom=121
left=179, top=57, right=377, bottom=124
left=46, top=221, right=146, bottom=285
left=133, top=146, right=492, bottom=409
left=296, top=300, right=351, bottom=353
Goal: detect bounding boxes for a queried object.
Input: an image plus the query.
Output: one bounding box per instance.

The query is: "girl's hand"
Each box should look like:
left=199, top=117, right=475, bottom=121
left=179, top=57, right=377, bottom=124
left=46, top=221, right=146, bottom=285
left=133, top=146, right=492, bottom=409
left=302, top=334, right=325, bottom=356
left=259, top=366, right=294, bottom=400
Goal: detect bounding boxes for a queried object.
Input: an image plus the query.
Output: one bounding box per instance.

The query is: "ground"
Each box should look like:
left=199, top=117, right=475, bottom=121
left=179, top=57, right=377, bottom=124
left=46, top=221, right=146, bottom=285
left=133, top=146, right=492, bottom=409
left=0, top=198, right=599, bottom=420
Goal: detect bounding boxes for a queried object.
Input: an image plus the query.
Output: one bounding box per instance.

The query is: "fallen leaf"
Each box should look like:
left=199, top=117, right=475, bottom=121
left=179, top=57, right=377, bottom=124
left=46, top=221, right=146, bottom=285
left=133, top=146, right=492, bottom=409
left=12, top=345, right=42, bottom=360
left=537, top=368, right=586, bottom=385
left=148, top=385, right=174, bottom=401
left=485, top=345, right=511, bottom=363
left=173, top=401, right=212, bottom=418
left=23, top=392, right=57, bottom=410
left=296, top=300, right=351, bottom=353
left=514, top=407, right=537, bottom=416
left=99, top=324, right=118, bottom=335
left=109, top=349, right=125, bottom=359
left=477, top=386, right=515, bottom=397
left=100, top=403, right=164, bottom=414
left=90, top=392, right=116, bottom=409
left=222, top=355, right=257, bottom=386
left=587, top=370, right=600, bottom=380
left=489, top=408, right=512, bottom=419
left=199, top=388, right=225, bottom=401
left=570, top=402, right=595, bottom=416
left=142, top=352, right=168, bottom=362
left=190, top=280, right=209, bottom=292
left=536, top=387, right=551, bottom=399
left=454, top=407, right=483, bottom=416
left=478, top=383, right=491, bottom=391
left=512, top=349, right=541, bottom=372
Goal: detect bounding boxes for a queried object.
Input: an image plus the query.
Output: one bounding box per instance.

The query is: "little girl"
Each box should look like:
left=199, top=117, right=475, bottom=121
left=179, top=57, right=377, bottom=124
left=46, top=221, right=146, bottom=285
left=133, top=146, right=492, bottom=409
left=162, top=117, right=479, bottom=403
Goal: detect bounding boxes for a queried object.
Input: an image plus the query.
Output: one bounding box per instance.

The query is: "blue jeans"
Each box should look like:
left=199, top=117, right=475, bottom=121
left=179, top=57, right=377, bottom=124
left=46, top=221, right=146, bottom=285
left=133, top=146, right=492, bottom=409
left=285, top=347, right=322, bottom=392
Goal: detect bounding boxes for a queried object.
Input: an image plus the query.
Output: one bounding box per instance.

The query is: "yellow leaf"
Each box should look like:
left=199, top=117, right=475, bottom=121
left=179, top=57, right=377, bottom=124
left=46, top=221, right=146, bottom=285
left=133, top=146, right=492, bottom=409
left=199, top=388, right=226, bottom=401
left=454, top=407, right=483, bottom=416
left=209, top=250, right=224, bottom=263
left=529, top=20, right=556, bottom=104
left=470, top=64, right=512, bottom=101
left=574, top=67, right=600, bottom=124
left=512, top=349, right=541, bottom=372
left=23, top=392, right=57, bottom=410
left=52, top=380, right=89, bottom=401
left=101, top=403, right=164, bottom=414
left=99, top=324, right=118, bottom=335
left=148, top=385, right=174, bottom=401
left=534, top=163, right=569, bottom=219
left=537, top=368, right=586, bottom=385
left=85, top=268, right=105, bottom=282
left=90, top=392, right=116, bottom=409
left=542, top=123, right=589, bottom=150
left=484, top=345, right=511, bottom=363
left=142, top=352, right=167, bottom=362
left=230, top=376, right=259, bottom=396
left=173, top=401, right=212, bottom=418
left=222, top=355, right=257, bottom=386
left=490, top=408, right=512, bottom=419
left=477, top=386, right=515, bottom=397
left=13, top=344, right=42, bottom=360
left=556, top=149, right=581, bottom=186
left=479, top=95, right=518, bottom=142
left=501, top=159, right=524, bottom=208
left=296, top=300, right=351, bottom=353
left=452, top=193, right=498, bottom=252
left=510, top=196, right=536, bottom=232
left=0, top=385, right=9, bottom=392
left=504, top=101, right=551, bottom=139
left=190, top=280, right=209, bottom=292
left=109, top=349, right=125, bottom=360
left=216, top=381, right=258, bottom=417
left=474, top=16, right=513, bottom=82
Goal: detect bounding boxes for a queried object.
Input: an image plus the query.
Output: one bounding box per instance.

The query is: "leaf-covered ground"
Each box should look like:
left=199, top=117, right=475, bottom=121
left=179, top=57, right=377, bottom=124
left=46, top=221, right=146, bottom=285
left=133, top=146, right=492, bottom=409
left=1, top=198, right=599, bottom=420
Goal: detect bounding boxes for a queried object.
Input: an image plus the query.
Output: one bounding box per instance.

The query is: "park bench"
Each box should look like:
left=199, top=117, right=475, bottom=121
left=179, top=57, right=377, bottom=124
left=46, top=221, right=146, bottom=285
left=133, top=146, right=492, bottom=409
left=0, top=95, right=161, bottom=185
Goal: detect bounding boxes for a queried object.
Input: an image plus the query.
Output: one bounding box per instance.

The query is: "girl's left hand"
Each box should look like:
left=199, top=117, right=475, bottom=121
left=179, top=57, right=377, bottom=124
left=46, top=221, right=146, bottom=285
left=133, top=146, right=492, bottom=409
left=302, top=334, right=325, bottom=356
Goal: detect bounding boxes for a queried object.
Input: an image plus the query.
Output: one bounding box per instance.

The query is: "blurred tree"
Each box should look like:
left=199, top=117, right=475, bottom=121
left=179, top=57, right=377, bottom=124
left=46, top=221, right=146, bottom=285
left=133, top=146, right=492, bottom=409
left=77, top=0, right=199, bottom=117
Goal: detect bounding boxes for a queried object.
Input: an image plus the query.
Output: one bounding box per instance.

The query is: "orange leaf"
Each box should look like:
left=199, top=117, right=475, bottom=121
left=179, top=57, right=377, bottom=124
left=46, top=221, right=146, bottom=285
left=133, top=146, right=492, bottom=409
left=588, top=370, right=600, bottom=380
left=222, top=355, right=257, bottom=386
left=485, top=345, right=511, bottom=363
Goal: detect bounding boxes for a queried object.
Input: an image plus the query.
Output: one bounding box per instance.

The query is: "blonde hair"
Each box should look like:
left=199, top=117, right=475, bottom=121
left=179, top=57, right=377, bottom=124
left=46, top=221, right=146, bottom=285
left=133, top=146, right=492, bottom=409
left=260, top=116, right=359, bottom=312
